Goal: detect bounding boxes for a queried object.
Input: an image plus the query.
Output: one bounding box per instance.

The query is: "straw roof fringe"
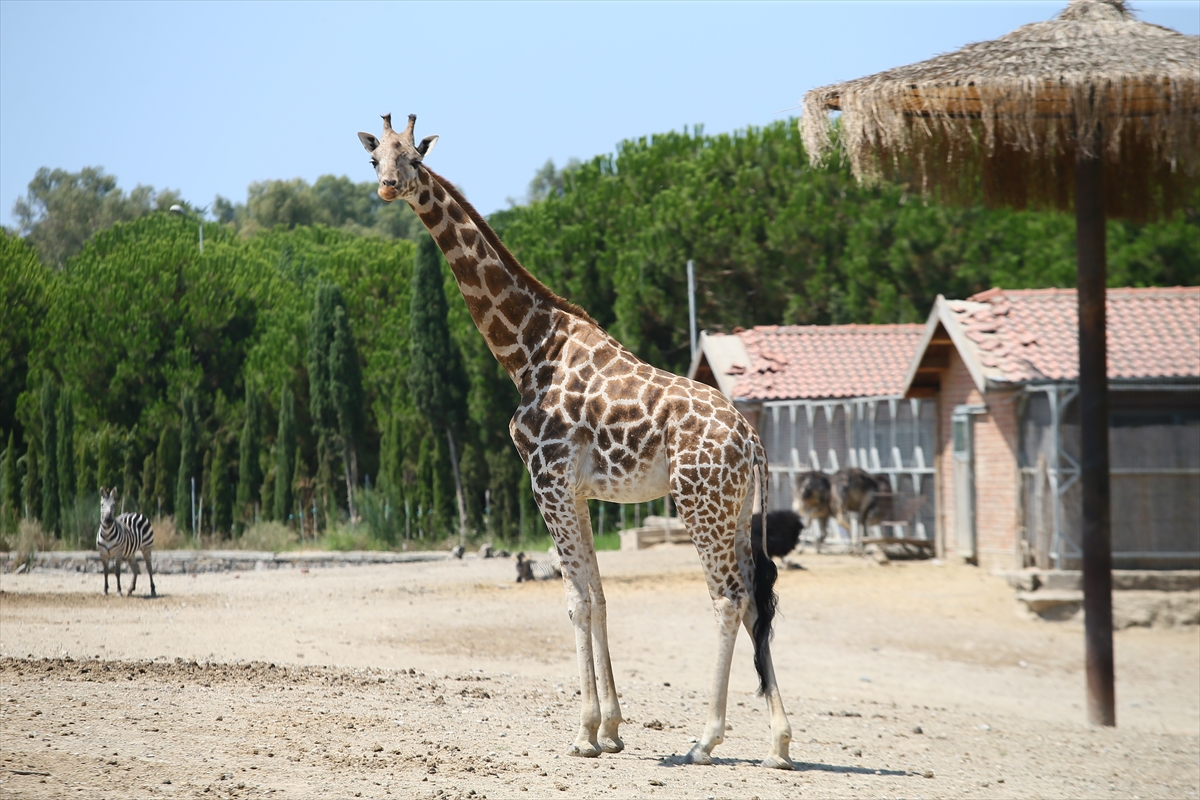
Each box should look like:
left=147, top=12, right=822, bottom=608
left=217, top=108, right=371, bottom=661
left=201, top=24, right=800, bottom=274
left=801, top=0, right=1199, bottom=220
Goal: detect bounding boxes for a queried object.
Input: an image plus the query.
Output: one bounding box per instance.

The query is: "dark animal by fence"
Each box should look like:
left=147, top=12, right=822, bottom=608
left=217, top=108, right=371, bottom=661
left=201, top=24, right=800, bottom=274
left=831, top=468, right=884, bottom=531
left=751, top=510, right=804, bottom=559
left=791, top=471, right=833, bottom=552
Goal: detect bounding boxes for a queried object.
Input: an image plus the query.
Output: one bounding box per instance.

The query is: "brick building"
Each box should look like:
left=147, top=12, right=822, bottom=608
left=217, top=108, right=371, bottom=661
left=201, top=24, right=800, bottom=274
left=903, top=287, right=1200, bottom=570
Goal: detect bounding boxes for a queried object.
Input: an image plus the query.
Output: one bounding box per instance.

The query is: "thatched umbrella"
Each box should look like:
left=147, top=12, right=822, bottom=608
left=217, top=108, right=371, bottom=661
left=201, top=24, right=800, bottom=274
left=801, top=0, right=1198, bottom=728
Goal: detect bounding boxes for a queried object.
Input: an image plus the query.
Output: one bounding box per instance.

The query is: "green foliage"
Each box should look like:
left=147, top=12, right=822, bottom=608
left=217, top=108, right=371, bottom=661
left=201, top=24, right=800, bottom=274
left=23, top=440, right=39, bottom=521
left=11, top=166, right=187, bottom=268
left=409, top=235, right=467, bottom=435
left=214, top=175, right=423, bottom=241
left=0, top=233, right=48, bottom=441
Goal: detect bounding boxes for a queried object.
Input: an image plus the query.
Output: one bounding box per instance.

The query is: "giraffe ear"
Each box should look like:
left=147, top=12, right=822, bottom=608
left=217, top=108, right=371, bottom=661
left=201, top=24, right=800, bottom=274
left=416, top=135, right=439, bottom=158
left=358, top=132, right=380, bottom=153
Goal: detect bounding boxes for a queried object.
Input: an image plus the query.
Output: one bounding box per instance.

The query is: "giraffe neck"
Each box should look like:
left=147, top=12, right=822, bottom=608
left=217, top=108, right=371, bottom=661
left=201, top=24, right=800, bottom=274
left=407, top=167, right=596, bottom=380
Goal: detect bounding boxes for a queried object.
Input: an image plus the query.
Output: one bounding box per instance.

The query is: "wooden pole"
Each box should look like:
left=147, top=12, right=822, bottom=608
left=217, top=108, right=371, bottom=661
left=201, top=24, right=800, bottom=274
left=1075, top=145, right=1116, bottom=727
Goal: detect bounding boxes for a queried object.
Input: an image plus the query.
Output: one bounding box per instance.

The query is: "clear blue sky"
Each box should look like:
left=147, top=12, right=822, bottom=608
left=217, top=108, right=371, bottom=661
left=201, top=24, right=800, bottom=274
left=2, top=1, right=1196, bottom=223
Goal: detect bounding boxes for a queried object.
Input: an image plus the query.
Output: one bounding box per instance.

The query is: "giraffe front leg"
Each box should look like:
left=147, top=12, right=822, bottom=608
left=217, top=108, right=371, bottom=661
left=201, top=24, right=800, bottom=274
left=573, top=498, right=623, bottom=754
left=563, top=573, right=603, bottom=758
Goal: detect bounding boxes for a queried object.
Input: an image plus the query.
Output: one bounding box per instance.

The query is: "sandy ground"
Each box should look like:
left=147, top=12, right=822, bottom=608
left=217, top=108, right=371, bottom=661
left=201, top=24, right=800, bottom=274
left=1, top=546, right=1197, bottom=800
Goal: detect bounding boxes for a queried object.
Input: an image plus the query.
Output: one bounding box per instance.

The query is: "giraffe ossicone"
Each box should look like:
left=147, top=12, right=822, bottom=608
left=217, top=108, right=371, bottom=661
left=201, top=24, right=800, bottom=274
left=358, top=115, right=793, bottom=768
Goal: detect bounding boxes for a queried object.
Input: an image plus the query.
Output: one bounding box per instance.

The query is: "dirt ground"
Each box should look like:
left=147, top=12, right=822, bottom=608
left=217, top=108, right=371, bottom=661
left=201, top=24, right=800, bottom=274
left=1, top=546, right=1197, bottom=800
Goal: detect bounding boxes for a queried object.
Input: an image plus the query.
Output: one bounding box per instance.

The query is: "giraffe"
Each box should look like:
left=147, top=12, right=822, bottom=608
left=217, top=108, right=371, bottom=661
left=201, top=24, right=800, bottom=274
left=358, top=114, right=793, bottom=769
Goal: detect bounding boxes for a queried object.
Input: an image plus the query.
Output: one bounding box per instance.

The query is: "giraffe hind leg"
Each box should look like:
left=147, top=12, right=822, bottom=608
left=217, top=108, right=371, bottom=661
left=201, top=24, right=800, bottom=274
left=576, top=499, right=623, bottom=754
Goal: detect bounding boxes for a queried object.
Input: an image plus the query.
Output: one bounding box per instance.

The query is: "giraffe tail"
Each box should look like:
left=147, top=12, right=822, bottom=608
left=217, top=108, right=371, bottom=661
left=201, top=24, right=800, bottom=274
left=751, top=444, right=778, bottom=697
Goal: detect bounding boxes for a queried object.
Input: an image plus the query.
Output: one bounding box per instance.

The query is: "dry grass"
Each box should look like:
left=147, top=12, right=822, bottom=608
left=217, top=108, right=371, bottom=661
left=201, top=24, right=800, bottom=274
left=152, top=515, right=184, bottom=550
left=7, top=520, right=60, bottom=572
left=236, top=521, right=298, bottom=553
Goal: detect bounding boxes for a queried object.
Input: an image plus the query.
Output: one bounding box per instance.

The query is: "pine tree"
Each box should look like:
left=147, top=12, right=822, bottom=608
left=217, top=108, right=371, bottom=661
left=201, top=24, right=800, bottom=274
left=57, top=391, right=75, bottom=520
left=235, top=384, right=262, bottom=535
left=40, top=376, right=60, bottom=535
left=273, top=384, right=296, bottom=524
left=175, top=390, right=198, bottom=533
left=155, top=426, right=178, bottom=516
left=409, top=234, right=469, bottom=544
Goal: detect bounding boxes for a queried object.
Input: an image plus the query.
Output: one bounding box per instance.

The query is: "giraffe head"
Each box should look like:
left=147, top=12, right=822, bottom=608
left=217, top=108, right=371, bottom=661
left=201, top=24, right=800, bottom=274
left=99, top=487, right=116, bottom=525
left=357, top=113, right=439, bottom=202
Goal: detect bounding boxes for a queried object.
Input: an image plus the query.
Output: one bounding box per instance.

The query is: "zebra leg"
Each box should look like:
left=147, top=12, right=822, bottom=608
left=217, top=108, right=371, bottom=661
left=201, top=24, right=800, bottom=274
left=143, top=547, right=156, bottom=597
left=102, top=555, right=110, bottom=595
left=114, top=559, right=122, bottom=595
left=126, top=555, right=140, bottom=596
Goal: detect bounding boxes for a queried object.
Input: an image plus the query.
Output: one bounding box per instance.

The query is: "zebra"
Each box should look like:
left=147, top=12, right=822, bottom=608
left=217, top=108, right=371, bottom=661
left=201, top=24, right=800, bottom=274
left=515, top=550, right=562, bottom=583
left=96, top=487, right=157, bottom=597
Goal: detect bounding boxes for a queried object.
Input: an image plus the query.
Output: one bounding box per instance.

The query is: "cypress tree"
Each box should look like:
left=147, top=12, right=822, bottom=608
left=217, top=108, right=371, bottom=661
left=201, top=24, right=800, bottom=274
left=273, top=384, right=296, bottom=523
left=40, top=376, right=60, bottom=535
left=409, top=234, right=469, bottom=544
left=23, top=440, right=40, bottom=521
left=142, top=452, right=156, bottom=516
left=1, top=432, right=17, bottom=532
left=95, top=427, right=115, bottom=493
left=155, top=426, right=178, bottom=516
left=235, top=385, right=262, bottom=534
left=200, top=447, right=212, bottom=536
left=212, top=435, right=233, bottom=537
left=122, top=441, right=138, bottom=512
left=307, top=284, right=339, bottom=527
left=330, top=303, right=365, bottom=521
left=291, top=446, right=309, bottom=535
left=77, top=435, right=97, bottom=497
left=57, top=391, right=75, bottom=520
left=175, top=390, right=197, bottom=533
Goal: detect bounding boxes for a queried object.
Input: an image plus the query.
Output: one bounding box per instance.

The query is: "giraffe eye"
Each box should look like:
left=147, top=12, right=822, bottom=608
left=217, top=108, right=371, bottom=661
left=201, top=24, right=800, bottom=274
left=370, top=158, right=379, bottom=168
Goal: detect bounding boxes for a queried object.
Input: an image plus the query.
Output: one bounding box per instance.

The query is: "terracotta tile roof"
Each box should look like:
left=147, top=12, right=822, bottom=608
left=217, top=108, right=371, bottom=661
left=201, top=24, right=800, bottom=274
left=729, top=324, right=926, bottom=401
left=947, top=286, right=1200, bottom=383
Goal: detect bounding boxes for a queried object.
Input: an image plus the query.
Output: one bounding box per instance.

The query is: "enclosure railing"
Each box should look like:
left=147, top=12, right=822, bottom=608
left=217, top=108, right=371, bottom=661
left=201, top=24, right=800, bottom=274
left=758, top=396, right=937, bottom=547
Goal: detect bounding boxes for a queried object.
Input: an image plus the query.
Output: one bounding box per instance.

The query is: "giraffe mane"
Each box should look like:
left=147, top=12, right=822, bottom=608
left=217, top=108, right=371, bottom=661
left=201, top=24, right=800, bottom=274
left=422, top=167, right=599, bottom=327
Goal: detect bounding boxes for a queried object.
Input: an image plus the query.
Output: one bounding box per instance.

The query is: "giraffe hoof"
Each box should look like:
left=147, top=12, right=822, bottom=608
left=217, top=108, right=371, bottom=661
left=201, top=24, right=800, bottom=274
left=684, top=745, right=713, bottom=765
left=599, top=736, right=624, bottom=754
left=761, top=754, right=795, bottom=770
left=567, top=742, right=602, bottom=758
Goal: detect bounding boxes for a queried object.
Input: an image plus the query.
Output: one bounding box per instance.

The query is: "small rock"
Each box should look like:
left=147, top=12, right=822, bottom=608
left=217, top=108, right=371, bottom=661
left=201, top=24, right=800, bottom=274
left=923, top=771, right=935, bottom=779
left=649, top=779, right=665, bottom=786
left=912, top=725, right=923, bottom=734
left=852, top=748, right=862, bottom=757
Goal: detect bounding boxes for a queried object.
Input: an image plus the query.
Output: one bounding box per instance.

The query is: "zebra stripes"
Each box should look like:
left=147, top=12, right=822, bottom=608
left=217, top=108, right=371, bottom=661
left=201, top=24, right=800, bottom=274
left=515, top=550, right=562, bottom=583
left=96, top=487, right=157, bottom=597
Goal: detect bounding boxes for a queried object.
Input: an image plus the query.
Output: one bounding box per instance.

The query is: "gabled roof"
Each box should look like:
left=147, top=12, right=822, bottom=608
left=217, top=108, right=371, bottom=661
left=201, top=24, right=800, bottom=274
left=689, top=324, right=925, bottom=402
left=902, top=286, right=1200, bottom=395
